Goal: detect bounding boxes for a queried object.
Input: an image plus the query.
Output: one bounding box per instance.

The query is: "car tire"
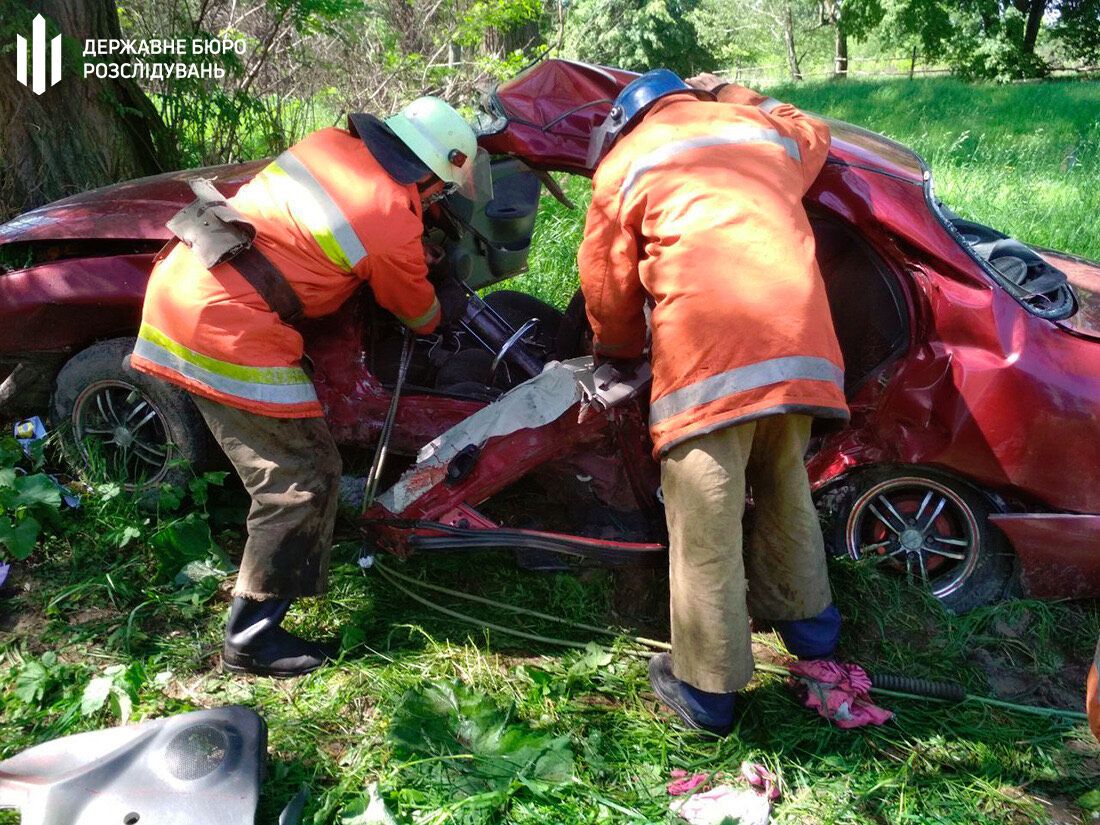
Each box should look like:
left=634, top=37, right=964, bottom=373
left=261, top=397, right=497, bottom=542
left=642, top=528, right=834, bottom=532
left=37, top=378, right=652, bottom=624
left=824, top=466, right=1012, bottom=613
left=50, top=337, right=215, bottom=491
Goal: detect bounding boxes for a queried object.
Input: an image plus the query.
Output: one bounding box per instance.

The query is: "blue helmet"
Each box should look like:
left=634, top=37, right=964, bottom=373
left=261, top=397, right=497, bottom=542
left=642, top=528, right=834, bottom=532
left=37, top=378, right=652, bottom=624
left=586, top=69, right=712, bottom=167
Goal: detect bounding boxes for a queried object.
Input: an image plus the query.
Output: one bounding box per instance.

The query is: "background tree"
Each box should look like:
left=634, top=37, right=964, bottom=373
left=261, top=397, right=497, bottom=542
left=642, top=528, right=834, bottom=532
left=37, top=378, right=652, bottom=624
left=1054, top=0, right=1100, bottom=64
left=691, top=0, right=830, bottom=81
left=819, top=0, right=885, bottom=78
left=563, top=0, right=717, bottom=76
left=869, top=0, right=1067, bottom=79
left=0, top=0, right=171, bottom=220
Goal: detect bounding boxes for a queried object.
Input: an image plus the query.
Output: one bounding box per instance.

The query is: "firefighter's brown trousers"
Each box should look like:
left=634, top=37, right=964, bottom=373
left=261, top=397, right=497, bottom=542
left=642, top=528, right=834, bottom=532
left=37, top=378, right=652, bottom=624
left=661, top=414, right=833, bottom=693
left=193, top=396, right=341, bottom=600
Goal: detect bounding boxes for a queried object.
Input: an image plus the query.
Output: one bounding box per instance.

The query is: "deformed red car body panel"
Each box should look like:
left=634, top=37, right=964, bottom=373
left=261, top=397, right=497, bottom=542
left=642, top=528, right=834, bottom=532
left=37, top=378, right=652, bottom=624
left=0, top=161, right=266, bottom=244
left=2, top=59, right=1099, bottom=595
left=991, top=514, right=1100, bottom=598
left=801, top=162, right=1100, bottom=516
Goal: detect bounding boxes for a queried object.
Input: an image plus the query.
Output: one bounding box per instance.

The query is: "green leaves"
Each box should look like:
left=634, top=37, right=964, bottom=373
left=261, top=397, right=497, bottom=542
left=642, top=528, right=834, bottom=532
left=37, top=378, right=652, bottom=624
left=390, top=680, right=575, bottom=799
left=0, top=516, right=41, bottom=561
left=10, top=474, right=62, bottom=510
left=567, top=642, right=613, bottom=685
left=80, top=662, right=145, bottom=723
left=340, top=783, right=398, bottom=825
left=151, top=511, right=223, bottom=582
left=565, top=0, right=718, bottom=75
left=0, top=464, right=64, bottom=561
left=1079, top=789, right=1100, bottom=812
left=13, top=654, right=57, bottom=704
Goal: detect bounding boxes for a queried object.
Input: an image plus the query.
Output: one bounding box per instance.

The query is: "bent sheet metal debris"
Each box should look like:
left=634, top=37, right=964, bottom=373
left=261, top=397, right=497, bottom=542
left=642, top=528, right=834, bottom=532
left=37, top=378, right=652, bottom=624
left=376, top=357, right=650, bottom=514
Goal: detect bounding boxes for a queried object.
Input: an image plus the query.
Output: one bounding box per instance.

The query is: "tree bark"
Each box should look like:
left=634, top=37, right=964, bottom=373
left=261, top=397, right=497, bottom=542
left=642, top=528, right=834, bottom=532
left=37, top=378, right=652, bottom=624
left=784, top=0, right=803, bottom=81
left=0, top=0, right=172, bottom=220
left=1022, top=0, right=1047, bottom=54
left=834, top=24, right=848, bottom=77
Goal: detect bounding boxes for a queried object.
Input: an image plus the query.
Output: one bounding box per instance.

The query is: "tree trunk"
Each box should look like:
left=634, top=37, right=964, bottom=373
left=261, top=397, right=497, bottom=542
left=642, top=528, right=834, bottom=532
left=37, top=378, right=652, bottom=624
left=834, top=24, right=848, bottom=78
left=0, top=0, right=171, bottom=220
left=486, top=20, right=541, bottom=56
left=1022, top=0, right=1046, bottom=54
left=784, top=1, right=802, bottom=81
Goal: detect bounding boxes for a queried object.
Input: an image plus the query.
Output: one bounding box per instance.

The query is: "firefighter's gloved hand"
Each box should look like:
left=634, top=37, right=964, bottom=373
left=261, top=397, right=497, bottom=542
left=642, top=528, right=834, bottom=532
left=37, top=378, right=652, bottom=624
left=686, top=72, right=728, bottom=93
left=436, top=279, right=469, bottom=327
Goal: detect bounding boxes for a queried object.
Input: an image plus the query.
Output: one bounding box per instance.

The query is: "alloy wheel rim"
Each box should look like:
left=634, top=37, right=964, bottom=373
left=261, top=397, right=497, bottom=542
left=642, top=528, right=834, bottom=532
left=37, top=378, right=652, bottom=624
left=72, top=380, right=173, bottom=487
left=845, top=476, right=981, bottom=599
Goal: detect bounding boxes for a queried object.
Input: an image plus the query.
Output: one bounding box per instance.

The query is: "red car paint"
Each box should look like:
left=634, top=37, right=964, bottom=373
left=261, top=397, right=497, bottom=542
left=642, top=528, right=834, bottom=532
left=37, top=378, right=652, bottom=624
left=2, top=59, right=1099, bottom=596
left=991, top=514, right=1100, bottom=599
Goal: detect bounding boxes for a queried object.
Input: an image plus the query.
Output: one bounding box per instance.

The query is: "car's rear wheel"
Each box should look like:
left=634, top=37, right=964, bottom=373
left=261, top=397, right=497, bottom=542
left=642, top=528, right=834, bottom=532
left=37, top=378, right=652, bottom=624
left=50, top=337, right=214, bottom=491
left=830, top=467, right=1012, bottom=613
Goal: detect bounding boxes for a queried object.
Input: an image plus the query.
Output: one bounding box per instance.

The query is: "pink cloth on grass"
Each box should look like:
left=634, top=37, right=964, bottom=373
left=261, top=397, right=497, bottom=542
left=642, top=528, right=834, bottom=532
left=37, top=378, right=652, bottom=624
left=788, top=660, right=894, bottom=729
left=740, top=761, right=780, bottom=801
left=668, top=770, right=710, bottom=796
left=668, top=762, right=780, bottom=799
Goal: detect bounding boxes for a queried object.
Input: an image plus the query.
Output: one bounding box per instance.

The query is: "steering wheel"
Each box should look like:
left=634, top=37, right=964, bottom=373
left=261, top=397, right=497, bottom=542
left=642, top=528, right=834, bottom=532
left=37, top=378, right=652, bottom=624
left=489, top=318, right=540, bottom=382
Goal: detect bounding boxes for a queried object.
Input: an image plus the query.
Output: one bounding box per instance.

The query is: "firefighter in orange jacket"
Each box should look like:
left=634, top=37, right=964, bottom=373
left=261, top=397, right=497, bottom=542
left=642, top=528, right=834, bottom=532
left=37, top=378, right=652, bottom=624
left=130, top=98, right=484, bottom=677
left=578, top=69, right=849, bottom=734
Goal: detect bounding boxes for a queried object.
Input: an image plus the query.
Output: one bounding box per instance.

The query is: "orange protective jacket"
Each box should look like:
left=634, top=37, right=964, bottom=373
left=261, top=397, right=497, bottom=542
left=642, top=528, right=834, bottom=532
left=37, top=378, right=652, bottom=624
left=577, top=85, right=849, bottom=457
left=131, top=127, right=441, bottom=418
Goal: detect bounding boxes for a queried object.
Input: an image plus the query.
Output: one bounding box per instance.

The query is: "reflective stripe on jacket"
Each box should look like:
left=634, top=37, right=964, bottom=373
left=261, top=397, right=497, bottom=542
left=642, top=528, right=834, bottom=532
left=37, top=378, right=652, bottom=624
left=131, top=127, right=441, bottom=418
left=577, top=86, right=849, bottom=457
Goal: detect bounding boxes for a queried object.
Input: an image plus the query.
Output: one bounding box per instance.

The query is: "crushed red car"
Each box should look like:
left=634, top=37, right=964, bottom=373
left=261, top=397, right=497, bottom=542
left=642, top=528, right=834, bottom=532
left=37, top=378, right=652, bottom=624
left=1, top=59, right=1098, bottom=611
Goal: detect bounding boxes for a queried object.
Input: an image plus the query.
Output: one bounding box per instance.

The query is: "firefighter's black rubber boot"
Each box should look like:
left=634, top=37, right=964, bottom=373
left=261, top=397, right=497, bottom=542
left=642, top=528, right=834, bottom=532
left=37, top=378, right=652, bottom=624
left=222, top=596, right=332, bottom=677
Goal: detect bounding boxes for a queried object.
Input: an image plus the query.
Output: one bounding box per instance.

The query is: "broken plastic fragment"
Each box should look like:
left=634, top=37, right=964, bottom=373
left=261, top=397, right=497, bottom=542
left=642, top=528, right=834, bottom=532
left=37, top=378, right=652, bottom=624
left=13, top=416, right=46, bottom=452
left=278, top=784, right=310, bottom=825
left=672, top=785, right=771, bottom=825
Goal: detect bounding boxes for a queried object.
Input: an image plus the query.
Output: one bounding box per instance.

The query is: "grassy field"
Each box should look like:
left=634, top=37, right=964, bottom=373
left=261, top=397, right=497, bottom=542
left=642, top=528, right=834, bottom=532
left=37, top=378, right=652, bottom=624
left=3, top=76, right=1100, bottom=825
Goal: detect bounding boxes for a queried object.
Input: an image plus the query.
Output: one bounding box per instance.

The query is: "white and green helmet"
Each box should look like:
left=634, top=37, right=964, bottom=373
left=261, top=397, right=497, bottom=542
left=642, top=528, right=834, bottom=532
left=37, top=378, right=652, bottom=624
left=386, top=96, right=487, bottom=200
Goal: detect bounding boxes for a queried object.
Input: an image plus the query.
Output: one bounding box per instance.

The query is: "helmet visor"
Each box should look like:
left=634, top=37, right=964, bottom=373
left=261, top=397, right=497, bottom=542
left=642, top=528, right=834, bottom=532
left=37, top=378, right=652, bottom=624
left=453, top=147, right=494, bottom=202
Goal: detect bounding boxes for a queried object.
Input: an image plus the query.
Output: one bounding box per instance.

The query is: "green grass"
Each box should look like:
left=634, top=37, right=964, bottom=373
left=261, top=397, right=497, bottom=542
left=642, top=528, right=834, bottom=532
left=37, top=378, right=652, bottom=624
left=770, top=76, right=1100, bottom=262
left=3, top=471, right=1100, bottom=824
left=5, top=76, right=1100, bottom=824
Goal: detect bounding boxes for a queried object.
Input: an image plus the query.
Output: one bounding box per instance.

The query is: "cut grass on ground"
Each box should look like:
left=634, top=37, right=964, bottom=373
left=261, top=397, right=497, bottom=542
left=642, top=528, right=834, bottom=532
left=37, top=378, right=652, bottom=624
left=2, top=470, right=1100, bottom=824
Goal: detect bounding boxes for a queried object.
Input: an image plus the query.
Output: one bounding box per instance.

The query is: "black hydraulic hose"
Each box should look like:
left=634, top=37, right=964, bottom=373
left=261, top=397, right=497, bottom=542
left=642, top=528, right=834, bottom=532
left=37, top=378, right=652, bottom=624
left=362, top=328, right=414, bottom=511
left=869, top=672, right=967, bottom=702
